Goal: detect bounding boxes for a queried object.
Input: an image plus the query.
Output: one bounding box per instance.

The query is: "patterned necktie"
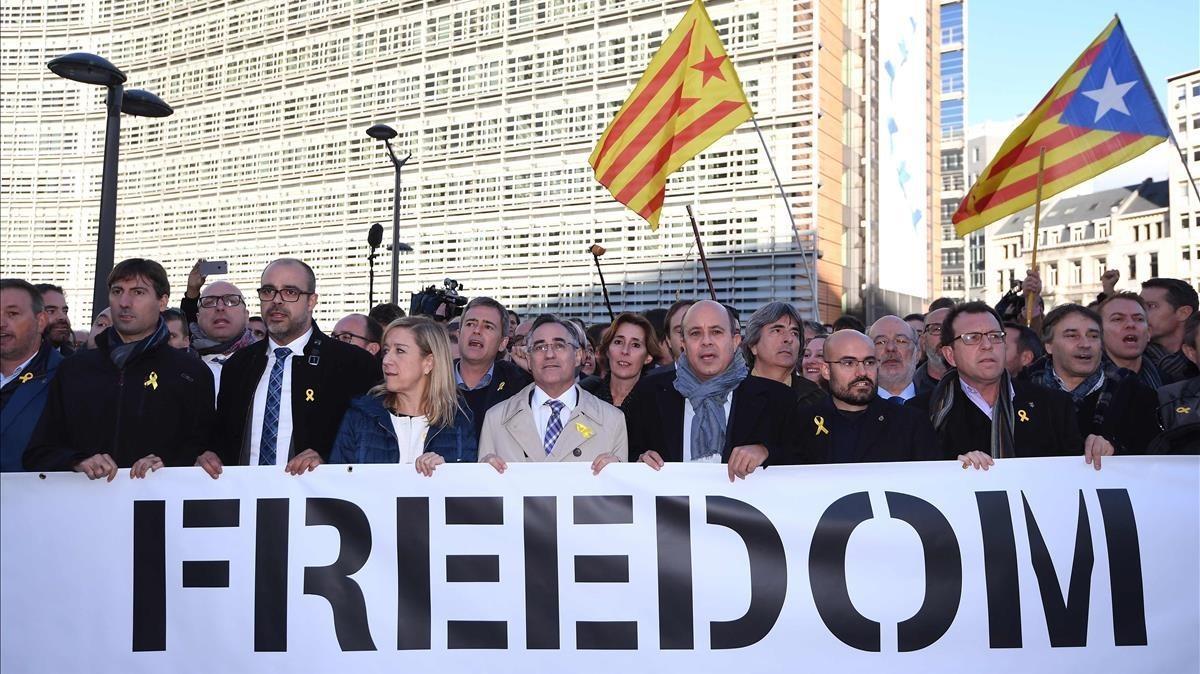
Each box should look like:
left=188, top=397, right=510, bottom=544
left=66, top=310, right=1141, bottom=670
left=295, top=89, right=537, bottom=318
left=258, top=347, right=293, bottom=466
left=543, top=400, right=566, bottom=455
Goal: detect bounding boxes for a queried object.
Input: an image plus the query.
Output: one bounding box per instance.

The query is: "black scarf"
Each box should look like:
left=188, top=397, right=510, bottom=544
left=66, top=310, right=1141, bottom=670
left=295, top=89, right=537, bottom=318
left=104, top=318, right=169, bottom=371
left=929, top=368, right=1016, bottom=459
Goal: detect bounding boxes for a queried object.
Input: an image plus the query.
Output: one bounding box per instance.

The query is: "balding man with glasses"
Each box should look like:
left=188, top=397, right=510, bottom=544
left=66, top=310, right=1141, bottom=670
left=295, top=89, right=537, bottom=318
left=868, top=315, right=921, bottom=402
left=792, top=330, right=937, bottom=464
left=181, top=264, right=257, bottom=393
left=909, top=302, right=1099, bottom=469
left=202, top=258, right=380, bottom=479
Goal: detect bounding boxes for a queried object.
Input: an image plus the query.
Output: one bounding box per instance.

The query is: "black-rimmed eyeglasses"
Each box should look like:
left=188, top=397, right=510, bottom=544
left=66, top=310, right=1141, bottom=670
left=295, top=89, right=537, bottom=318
left=257, top=287, right=313, bottom=303
left=198, top=294, right=244, bottom=309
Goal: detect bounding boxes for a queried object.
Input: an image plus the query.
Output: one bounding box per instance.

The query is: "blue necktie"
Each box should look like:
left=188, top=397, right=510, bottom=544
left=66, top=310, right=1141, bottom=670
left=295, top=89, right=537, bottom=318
left=258, top=347, right=293, bottom=466
left=543, top=400, right=565, bottom=455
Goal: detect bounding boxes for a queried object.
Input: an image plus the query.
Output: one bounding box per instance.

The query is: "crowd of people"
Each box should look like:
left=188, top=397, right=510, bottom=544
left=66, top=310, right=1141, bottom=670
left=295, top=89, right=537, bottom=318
left=1, top=256, right=1197, bottom=479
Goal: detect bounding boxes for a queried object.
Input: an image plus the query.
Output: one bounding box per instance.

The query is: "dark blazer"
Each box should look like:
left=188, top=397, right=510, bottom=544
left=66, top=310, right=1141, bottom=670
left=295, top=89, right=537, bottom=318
left=214, top=323, right=381, bottom=464
left=24, top=330, right=214, bottom=470
left=788, top=373, right=827, bottom=409
left=329, top=395, right=477, bottom=464
left=910, top=378, right=1083, bottom=459
left=0, top=344, right=63, bottom=472
left=792, top=396, right=940, bottom=464
left=623, top=368, right=794, bottom=464
left=456, top=358, right=533, bottom=441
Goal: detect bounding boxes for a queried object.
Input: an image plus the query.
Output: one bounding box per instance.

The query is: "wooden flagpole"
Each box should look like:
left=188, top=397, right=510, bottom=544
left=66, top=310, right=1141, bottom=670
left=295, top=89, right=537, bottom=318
left=1025, top=147, right=1046, bottom=327
left=685, top=204, right=719, bottom=301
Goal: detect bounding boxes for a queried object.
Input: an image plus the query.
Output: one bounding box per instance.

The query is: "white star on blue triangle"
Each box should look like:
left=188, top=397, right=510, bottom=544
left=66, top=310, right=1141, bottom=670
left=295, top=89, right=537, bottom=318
left=1058, top=21, right=1169, bottom=137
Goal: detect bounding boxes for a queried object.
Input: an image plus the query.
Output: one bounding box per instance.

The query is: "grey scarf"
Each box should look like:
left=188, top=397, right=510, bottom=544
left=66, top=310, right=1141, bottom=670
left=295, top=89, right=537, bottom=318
left=673, top=351, right=749, bottom=460
left=930, top=368, right=1016, bottom=459
left=106, top=318, right=170, bottom=371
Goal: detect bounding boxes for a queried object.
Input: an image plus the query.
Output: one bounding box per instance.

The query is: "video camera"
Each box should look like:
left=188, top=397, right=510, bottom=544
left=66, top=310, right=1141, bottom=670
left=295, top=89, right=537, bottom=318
left=410, top=278, right=467, bottom=321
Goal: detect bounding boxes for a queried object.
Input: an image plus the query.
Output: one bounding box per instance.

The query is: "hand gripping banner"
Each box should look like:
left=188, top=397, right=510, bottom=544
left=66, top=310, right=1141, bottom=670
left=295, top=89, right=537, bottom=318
left=2, top=458, right=1197, bottom=673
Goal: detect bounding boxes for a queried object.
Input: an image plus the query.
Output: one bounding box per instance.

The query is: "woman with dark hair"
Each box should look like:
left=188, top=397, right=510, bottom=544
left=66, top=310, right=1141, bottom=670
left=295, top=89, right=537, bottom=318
left=582, top=313, right=663, bottom=408
left=329, top=316, right=476, bottom=475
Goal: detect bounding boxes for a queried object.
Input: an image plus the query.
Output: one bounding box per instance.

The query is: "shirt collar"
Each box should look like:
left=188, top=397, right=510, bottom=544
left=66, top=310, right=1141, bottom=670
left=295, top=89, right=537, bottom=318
left=877, top=381, right=916, bottom=400
left=1050, top=364, right=1105, bottom=397
left=0, top=351, right=39, bottom=387
left=268, top=326, right=313, bottom=357
left=531, top=384, right=579, bottom=412
left=455, top=360, right=495, bottom=390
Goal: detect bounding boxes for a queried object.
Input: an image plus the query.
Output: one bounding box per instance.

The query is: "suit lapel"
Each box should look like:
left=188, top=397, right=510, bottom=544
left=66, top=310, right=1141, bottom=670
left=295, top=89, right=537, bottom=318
left=502, top=393, right=544, bottom=460
left=0, top=379, right=44, bottom=427
left=554, top=394, right=603, bottom=460
left=727, top=381, right=766, bottom=455
left=656, top=379, right=685, bottom=462
left=855, top=400, right=890, bottom=462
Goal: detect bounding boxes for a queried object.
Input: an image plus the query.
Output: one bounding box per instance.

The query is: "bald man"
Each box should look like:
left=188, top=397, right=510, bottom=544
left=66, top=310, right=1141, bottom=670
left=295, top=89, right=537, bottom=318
left=793, top=330, right=938, bottom=464
left=624, top=300, right=794, bottom=481
left=182, top=264, right=257, bottom=393
left=868, top=315, right=920, bottom=401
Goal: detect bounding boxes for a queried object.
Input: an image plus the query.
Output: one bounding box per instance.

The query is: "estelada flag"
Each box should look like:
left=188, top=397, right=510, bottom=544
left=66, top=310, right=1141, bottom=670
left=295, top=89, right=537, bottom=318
left=589, top=0, right=752, bottom=230
left=952, top=17, right=1170, bottom=237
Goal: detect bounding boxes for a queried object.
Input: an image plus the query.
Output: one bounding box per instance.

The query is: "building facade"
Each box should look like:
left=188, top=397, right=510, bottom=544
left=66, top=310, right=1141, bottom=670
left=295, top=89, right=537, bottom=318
left=936, top=0, right=967, bottom=301
left=1167, top=68, right=1200, bottom=289
left=1, top=0, right=940, bottom=326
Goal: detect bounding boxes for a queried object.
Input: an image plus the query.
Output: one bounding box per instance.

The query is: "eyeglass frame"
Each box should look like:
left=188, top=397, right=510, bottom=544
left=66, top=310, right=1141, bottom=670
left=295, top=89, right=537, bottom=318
left=331, top=331, right=371, bottom=345
left=197, top=294, right=245, bottom=309
left=256, top=286, right=314, bottom=303
left=872, top=336, right=914, bottom=349
left=823, top=356, right=880, bottom=369
left=527, top=340, right=579, bottom=356
left=951, top=330, right=1007, bottom=346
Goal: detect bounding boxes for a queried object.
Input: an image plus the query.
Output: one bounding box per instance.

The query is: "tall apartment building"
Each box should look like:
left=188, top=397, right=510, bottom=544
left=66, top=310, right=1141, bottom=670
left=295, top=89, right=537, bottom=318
left=935, top=0, right=967, bottom=301
left=1167, top=68, right=1200, bottom=288
left=1, top=0, right=940, bottom=326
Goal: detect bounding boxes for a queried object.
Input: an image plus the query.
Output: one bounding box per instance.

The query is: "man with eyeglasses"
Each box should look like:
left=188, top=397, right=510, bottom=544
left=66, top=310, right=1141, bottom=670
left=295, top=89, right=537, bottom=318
left=181, top=261, right=257, bottom=393
left=202, top=258, right=380, bottom=479
left=910, top=302, right=1106, bottom=470
left=624, top=300, right=793, bottom=482
left=868, top=315, right=920, bottom=402
left=913, top=306, right=952, bottom=395
left=332, top=313, right=383, bottom=356
left=478, top=315, right=627, bottom=472
left=792, top=330, right=937, bottom=464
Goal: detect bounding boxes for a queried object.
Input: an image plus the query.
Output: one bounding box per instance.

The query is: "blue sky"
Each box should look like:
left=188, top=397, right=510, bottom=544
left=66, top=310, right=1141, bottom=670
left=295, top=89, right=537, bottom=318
left=968, top=0, right=1199, bottom=126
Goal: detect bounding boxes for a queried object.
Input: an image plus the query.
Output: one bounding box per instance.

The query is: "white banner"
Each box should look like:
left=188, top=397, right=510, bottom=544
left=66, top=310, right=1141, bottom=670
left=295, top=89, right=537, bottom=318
left=2, top=458, right=1198, bottom=673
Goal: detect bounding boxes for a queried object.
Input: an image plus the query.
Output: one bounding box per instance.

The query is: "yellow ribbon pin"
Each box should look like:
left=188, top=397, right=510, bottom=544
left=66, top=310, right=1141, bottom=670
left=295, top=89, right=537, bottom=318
left=1178, top=406, right=1192, bottom=415
left=575, top=422, right=594, bottom=439
left=305, top=388, right=315, bottom=402
left=813, top=416, right=829, bottom=436
left=144, top=372, right=158, bottom=390
left=1017, top=410, right=1030, bottom=422
left=18, top=372, right=34, bottom=383
left=497, top=381, right=505, bottom=391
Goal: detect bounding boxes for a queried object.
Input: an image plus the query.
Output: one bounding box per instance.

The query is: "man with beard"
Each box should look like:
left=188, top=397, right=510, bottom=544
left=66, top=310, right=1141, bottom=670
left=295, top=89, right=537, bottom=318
left=203, top=258, right=380, bottom=478
left=1099, top=292, right=1163, bottom=390
left=914, top=306, right=951, bottom=395
left=24, top=259, right=214, bottom=478
left=0, top=280, right=62, bottom=471
left=34, top=284, right=73, bottom=356
left=792, top=330, right=937, bottom=464
left=182, top=266, right=257, bottom=393
left=455, top=297, right=532, bottom=441
left=909, top=302, right=1107, bottom=470
left=624, top=300, right=793, bottom=481
left=868, top=315, right=920, bottom=401
left=743, top=302, right=825, bottom=409
left=1025, top=304, right=1158, bottom=454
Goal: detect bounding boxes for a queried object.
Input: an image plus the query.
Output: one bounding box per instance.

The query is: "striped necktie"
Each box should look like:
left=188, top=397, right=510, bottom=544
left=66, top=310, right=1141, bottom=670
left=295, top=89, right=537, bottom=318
left=543, top=400, right=566, bottom=455
left=258, top=347, right=292, bottom=465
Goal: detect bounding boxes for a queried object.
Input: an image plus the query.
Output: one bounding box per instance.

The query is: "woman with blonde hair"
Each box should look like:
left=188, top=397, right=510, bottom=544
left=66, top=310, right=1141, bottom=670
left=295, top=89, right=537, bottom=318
left=330, top=316, right=476, bottom=475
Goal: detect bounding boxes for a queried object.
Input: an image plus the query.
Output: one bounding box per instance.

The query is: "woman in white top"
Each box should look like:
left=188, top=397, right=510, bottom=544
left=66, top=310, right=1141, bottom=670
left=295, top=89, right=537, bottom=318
left=329, top=317, right=477, bottom=474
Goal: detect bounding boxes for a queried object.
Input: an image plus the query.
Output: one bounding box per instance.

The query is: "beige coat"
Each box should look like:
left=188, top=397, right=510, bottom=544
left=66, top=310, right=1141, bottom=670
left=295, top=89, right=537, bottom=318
left=477, top=383, right=628, bottom=463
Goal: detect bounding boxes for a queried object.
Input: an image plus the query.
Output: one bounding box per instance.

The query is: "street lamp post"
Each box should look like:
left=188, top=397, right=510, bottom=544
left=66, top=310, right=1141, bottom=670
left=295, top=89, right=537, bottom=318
left=48, top=52, right=172, bottom=315
left=365, top=124, right=411, bottom=305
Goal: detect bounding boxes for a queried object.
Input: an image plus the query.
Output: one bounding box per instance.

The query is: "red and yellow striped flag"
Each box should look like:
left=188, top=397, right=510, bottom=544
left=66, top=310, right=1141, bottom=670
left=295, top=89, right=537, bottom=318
left=589, top=0, right=752, bottom=229
left=952, top=17, right=1169, bottom=237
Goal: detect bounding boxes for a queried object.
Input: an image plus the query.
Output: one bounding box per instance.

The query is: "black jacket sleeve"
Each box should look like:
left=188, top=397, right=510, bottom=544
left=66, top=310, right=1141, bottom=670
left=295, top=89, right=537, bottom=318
left=22, top=368, right=89, bottom=471
left=181, top=295, right=199, bottom=325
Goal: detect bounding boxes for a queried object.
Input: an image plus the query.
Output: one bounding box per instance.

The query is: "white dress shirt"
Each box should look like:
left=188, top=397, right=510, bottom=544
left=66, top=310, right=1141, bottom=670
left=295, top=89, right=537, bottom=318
left=877, top=381, right=917, bottom=402
left=201, top=355, right=225, bottom=399
left=248, top=327, right=313, bottom=466
left=531, top=385, right=579, bottom=442
left=683, top=393, right=733, bottom=463
left=959, top=378, right=1016, bottom=420
left=0, top=351, right=38, bottom=389
left=389, top=414, right=430, bottom=464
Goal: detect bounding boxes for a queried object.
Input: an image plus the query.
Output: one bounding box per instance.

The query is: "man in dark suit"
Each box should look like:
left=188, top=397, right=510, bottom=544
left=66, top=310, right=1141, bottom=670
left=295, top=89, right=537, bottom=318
left=453, top=296, right=532, bottom=441
left=199, top=258, right=380, bottom=478
left=0, top=280, right=63, bottom=471
left=909, top=302, right=1108, bottom=470
left=794, top=330, right=938, bottom=464
left=624, top=300, right=794, bottom=482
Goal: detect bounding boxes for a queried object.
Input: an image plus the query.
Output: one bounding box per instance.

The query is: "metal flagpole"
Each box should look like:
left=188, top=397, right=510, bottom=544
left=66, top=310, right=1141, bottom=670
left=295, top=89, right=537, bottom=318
left=1025, top=147, right=1047, bottom=327
left=685, top=205, right=719, bottom=301
left=750, top=116, right=821, bottom=322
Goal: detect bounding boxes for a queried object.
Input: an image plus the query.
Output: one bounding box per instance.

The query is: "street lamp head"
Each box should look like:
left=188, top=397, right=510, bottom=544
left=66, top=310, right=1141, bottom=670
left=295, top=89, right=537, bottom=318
left=395, top=242, right=414, bottom=253
left=121, top=89, right=173, bottom=117
left=47, top=52, right=126, bottom=87
left=366, top=124, right=398, bottom=141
